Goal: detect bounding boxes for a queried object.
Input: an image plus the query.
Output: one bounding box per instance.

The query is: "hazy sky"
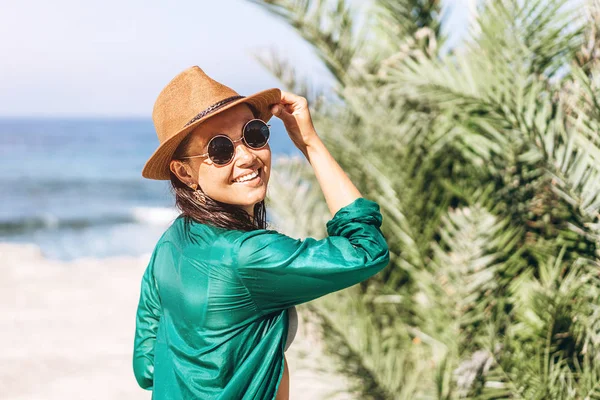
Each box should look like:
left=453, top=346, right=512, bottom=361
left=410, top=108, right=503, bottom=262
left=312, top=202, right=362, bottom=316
left=0, top=0, right=473, bottom=117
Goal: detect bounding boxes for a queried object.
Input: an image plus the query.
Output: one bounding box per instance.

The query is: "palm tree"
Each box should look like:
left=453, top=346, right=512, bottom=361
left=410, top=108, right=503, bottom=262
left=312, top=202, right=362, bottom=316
left=250, top=0, right=600, bottom=398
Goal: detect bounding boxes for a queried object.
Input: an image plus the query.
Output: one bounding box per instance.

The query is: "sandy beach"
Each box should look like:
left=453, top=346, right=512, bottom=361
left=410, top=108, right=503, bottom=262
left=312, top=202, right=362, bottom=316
left=0, top=242, right=349, bottom=400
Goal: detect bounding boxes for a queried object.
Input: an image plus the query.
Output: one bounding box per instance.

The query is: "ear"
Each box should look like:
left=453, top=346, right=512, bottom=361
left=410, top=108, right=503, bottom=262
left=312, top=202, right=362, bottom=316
left=169, top=160, right=195, bottom=186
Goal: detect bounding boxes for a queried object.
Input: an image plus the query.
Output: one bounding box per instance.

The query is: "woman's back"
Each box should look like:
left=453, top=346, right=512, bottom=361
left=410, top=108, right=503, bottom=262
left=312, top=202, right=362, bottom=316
left=133, top=198, right=389, bottom=399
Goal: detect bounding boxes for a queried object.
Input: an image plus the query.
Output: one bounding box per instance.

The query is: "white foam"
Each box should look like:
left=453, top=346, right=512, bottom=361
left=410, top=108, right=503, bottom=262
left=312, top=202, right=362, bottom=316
left=131, top=206, right=179, bottom=226
left=39, top=213, right=60, bottom=229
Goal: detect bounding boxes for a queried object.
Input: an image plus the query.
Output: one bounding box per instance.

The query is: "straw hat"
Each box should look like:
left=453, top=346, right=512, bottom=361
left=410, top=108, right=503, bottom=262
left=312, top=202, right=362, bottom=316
left=142, top=66, right=281, bottom=180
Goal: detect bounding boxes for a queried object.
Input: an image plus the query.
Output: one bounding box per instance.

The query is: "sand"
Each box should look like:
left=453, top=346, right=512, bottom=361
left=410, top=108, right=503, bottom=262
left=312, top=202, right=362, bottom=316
left=0, top=242, right=349, bottom=400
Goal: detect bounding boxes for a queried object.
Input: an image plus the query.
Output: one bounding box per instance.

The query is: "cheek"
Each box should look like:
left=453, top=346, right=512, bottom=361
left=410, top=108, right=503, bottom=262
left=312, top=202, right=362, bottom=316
left=196, top=164, right=231, bottom=194
left=263, top=146, right=272, bottom=165
left=259, top=147, right=271, bottom=182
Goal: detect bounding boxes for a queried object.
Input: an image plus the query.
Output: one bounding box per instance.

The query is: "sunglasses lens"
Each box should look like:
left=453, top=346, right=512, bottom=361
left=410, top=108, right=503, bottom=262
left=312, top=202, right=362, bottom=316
left=208, top=136, right=234, bottom=165
left=244, top=120, right=270, bottom=149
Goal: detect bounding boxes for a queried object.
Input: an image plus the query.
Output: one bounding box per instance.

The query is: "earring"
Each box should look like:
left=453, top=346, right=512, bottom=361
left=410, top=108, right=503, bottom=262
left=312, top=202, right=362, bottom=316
left=189, top=183, right=206, bottom=204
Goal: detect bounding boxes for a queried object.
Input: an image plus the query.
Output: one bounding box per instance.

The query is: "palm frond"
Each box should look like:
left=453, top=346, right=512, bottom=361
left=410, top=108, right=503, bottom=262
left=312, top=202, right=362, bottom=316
left=247, top=0, right=365, bottom=86
left=250, top=0, right=600, bottom=397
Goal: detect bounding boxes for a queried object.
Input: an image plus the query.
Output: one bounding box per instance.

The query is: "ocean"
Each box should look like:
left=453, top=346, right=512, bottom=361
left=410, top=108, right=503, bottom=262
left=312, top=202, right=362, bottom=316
left=0, top=118, right=297, bottom=261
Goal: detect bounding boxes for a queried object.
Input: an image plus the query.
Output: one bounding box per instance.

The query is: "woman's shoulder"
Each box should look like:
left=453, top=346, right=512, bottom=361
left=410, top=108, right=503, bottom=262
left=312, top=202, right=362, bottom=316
left=155, top=215, right=280, bottom=261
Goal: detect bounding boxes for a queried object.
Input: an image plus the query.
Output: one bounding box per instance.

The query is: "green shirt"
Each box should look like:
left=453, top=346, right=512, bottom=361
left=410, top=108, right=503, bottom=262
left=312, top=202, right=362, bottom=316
left=132, top=197, right=389, bottom=399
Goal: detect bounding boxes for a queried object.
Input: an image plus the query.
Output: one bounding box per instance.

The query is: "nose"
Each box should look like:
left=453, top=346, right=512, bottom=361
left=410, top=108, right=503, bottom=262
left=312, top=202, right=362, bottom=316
left=234, top=140, right=257, bottom=166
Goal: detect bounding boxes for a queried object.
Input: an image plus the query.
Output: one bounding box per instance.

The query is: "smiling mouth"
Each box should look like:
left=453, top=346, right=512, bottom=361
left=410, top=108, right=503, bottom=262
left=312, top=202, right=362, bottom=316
left=232, top=167, right=262, bottom=184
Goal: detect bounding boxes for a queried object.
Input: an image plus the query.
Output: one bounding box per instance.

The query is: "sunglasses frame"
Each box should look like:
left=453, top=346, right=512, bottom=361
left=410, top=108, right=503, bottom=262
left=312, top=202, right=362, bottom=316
left=180, top=119, right=271, bottom=165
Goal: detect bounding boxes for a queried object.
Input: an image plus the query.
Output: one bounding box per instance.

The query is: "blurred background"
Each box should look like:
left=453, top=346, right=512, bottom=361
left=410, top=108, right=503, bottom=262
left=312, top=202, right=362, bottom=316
left=3, top=0, right=600, bottom=399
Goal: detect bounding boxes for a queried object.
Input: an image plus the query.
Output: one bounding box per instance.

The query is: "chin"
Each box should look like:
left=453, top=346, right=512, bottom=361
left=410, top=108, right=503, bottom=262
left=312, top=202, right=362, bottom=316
left=214, top=186, right=266, bottom=210
left=229, top=177, right=268, bottom=207
left=239, top=188, right=267, bottom=207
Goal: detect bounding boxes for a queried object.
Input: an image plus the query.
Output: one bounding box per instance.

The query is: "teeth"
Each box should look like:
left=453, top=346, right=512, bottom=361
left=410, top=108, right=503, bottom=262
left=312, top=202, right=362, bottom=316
left=234, top=169, right=259, bottom=183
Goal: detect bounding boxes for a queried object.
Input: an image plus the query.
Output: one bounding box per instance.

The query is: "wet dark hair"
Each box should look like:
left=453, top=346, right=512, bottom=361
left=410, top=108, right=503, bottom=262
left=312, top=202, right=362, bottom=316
left=169, top=103, right=267, bottom=231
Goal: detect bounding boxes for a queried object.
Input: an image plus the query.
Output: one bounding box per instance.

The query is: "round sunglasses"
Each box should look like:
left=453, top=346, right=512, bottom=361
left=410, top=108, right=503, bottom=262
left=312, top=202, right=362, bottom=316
left=180, top=119, right=271, bottom=165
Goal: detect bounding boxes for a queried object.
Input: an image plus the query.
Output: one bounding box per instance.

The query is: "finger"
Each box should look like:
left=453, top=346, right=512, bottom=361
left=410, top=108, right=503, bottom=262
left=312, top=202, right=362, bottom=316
left=271, top=104, right=289, bottom=118
left=279, top=91, right=306, bottom=106
left=270, top=104, right=294, bottom=122
left=270, top=104, right=282, bottom=115
left=271, top=102, right=293, bottom=115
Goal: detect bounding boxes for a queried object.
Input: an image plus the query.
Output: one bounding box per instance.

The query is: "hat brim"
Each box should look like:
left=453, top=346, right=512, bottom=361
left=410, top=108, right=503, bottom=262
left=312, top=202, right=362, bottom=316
left=142, top=88, right=281, bottom=180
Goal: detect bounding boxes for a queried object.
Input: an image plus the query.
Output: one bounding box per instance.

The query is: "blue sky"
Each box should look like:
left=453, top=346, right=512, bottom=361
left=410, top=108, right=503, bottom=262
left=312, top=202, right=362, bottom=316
left=0, top=0, right=473, bottom=117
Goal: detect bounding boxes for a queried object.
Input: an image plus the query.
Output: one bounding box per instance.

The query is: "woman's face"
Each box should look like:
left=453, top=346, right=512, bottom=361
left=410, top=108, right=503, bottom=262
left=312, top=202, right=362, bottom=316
left=170, top=104, right=271, bottom=215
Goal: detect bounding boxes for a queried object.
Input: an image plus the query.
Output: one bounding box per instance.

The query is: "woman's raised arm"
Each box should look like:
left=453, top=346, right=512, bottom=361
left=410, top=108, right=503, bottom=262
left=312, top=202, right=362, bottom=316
left=270, top=91, right=362, bottom=216
left=236, top=92, right=389, bottom=314
left=232, top=197, right=389, bottom=315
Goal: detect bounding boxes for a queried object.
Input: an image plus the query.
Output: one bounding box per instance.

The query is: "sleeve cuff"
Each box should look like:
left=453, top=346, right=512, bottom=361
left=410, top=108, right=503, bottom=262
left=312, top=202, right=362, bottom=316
left=325, top=197, right=383, bottom=237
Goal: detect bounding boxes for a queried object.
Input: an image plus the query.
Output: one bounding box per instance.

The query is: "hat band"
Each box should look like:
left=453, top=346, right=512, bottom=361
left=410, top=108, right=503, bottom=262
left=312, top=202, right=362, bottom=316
left=183, top=95, right=245, bottom=128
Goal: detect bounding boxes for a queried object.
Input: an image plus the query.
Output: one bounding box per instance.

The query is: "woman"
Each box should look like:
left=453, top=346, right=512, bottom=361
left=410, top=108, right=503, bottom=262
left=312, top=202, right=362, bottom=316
left=133, top=66, right=389, bottom=399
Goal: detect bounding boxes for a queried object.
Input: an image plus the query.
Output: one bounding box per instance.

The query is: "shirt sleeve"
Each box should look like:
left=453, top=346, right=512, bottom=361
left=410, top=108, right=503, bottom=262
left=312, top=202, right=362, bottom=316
left=234, top=197, right=389, bottom=315
left=132, top=244, right=163, bottom=390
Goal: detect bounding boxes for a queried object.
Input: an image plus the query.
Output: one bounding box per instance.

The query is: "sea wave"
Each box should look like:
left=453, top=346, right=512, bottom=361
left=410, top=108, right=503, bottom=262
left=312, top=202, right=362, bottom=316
left=0, top=206, right=179, bottom=235
left=131, top=206, right=180, bottom=226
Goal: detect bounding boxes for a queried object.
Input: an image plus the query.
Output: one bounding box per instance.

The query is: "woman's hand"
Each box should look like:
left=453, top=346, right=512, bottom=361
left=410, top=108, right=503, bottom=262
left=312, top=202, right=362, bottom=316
left=270, top=91, right=320, bottom=156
